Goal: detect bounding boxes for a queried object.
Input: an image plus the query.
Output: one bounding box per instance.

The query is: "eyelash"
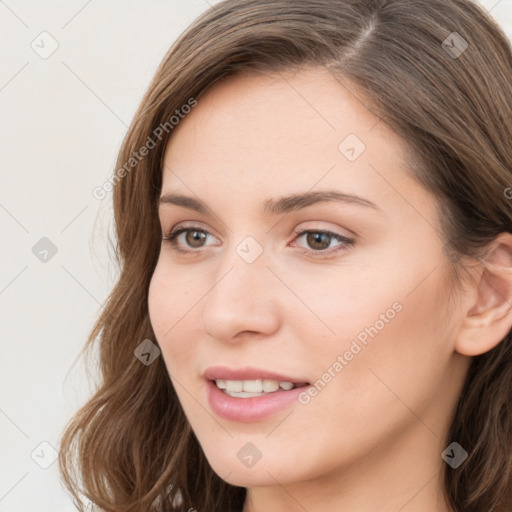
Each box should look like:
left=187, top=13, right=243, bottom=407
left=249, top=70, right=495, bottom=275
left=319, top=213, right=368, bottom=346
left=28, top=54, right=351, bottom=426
left=161, top=225, right=355, bottom=259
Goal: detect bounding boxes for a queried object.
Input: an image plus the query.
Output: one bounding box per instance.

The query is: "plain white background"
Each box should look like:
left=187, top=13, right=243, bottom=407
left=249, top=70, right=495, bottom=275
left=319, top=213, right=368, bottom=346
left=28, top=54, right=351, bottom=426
left=0, top=1, right=510, bottom=510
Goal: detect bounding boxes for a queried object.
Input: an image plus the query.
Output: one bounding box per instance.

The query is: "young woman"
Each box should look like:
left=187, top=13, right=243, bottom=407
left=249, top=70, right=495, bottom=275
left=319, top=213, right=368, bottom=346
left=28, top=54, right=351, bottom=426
left=58, top=1, right=512, bottom=511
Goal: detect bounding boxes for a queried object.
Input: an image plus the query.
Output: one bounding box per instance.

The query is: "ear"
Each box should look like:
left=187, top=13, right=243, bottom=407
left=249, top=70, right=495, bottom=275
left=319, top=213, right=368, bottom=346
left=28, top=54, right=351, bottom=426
left=454, top=232, right=512, bottom=357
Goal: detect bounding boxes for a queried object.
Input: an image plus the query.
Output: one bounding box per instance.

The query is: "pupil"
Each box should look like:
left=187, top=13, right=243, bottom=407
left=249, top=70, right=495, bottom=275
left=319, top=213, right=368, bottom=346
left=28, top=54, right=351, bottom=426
left=186, top=230, right=206, bottom=247
left=308, top=232, right=330, bottom=250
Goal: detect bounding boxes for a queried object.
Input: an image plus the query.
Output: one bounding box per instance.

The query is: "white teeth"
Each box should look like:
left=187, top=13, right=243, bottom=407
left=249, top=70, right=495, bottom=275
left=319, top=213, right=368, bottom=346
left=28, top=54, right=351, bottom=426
left=262, top=379, right=280, bottom=392
left=242, top=379, right=262, bottom=392
left=225, top=380, right=243, bottom=392
left=215, top=379, right=227, bottom=390
left=214, top=378, right=297, bottom=395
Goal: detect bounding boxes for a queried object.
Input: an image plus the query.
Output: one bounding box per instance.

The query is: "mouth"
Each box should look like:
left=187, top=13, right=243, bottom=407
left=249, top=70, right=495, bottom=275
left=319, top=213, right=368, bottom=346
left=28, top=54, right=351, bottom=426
left=212, top=378, right=309, bottom=398
left=203, top=366, right=311, bottom=421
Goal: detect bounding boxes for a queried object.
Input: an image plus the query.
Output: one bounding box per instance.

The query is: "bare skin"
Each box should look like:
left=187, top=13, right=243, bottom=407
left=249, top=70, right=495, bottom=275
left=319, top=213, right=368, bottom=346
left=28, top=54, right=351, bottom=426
left=147, top=66, right=512, bottom=512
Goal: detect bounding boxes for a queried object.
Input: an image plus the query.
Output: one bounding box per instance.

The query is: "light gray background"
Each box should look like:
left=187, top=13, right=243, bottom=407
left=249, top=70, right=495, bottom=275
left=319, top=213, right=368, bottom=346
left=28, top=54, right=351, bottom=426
left=0, top=1, right=510, bottom=510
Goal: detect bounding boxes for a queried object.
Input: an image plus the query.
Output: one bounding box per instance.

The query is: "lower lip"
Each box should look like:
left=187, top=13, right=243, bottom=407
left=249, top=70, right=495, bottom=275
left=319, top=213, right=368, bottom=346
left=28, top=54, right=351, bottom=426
left=206, top=380, right=308, bottom=422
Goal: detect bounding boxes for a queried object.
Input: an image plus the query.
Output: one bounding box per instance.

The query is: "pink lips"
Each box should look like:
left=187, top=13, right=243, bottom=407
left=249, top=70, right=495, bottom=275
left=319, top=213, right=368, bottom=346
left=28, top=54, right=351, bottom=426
left=204, top=366, right=310, bottom=423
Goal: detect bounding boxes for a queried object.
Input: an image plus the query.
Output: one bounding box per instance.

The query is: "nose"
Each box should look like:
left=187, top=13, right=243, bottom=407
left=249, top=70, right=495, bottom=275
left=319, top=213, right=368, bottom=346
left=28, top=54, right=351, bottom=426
left=201, top=245, right=281, bottom=343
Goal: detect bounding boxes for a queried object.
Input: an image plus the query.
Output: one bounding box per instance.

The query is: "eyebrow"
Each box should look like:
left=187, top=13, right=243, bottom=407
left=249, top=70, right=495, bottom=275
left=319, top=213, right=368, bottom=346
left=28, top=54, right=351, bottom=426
left=158, top=190, right=379, bottom=215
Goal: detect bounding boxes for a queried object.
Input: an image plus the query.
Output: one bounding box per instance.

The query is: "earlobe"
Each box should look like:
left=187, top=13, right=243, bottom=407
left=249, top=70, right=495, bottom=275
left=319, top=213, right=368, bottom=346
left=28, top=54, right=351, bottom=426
left=454, top=233, right=512, bottom=357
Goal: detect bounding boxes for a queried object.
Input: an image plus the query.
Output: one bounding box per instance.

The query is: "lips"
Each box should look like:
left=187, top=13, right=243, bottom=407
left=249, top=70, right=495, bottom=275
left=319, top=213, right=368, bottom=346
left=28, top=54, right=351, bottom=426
left=203, top=366, right=311, bottom=422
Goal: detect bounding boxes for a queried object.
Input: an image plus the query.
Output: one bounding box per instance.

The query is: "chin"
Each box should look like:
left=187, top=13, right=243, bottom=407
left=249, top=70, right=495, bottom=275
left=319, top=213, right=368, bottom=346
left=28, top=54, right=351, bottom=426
left=201, top=445, right=306, bottom=487
left=210, top=461, right=285, bottom=487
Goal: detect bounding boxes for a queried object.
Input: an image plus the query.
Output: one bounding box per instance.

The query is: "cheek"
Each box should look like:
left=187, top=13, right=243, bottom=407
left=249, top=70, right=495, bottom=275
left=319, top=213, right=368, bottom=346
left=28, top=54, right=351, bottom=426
left=294, top=243, right=448, bottom=368
left=148, top=254, right=196, bottom=331
left=308, top=261, right=453, bottom=420
left=148, top=263, right=172, bottom=338
left=147, top=262, right=196, bottom=372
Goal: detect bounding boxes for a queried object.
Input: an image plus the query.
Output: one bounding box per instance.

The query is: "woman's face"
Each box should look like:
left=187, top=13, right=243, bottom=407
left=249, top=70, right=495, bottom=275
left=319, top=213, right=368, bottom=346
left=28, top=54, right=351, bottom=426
left=148, top=67, right=470, bottom=490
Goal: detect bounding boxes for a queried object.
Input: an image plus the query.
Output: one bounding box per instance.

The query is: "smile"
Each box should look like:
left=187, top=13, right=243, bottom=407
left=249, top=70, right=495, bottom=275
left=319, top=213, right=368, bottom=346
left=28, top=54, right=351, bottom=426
left=214, top=378, right=301, bottom=397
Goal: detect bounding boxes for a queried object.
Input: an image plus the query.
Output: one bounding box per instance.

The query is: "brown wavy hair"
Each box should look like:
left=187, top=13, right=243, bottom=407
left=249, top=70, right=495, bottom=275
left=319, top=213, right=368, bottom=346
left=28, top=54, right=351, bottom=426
left=58, top=1, right=512, bottom=511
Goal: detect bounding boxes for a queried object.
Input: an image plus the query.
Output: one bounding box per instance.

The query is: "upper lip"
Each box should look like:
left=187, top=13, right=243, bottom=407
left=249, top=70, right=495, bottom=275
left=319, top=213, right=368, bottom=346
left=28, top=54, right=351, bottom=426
left=204, top=366, right=309, bottom=384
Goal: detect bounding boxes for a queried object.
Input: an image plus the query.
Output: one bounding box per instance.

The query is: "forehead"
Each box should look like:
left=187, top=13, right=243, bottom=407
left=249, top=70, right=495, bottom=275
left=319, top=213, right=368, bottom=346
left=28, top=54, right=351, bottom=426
left=164, top=66, right=392, bottom=159
left=160, top=67, right=430, bottom=221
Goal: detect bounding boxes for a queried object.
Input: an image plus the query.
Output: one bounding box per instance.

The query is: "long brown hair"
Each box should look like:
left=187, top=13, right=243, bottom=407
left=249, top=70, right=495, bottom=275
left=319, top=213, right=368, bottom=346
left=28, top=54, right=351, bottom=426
left=58, top=1, right=512, bottom=511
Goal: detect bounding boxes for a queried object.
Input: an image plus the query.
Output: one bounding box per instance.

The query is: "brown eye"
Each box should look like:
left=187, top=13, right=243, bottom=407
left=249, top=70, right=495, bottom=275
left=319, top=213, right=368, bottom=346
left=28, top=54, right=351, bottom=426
left=162, top=226, right=217, bottom=253
left=292, top=229, right=355, bottom=258
left=185, top=230, right=208, bottom=248
left=305, top=232, right=332, bottom=251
